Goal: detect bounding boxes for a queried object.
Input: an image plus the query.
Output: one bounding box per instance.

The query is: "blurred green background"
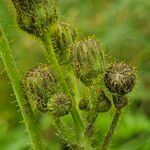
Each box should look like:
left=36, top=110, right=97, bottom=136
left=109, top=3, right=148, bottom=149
left=0, top=0, right=149, bottom=149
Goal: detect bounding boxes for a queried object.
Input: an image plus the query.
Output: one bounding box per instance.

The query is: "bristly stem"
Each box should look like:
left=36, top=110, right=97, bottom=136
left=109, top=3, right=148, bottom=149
left=0, top=23, right=43, bottom=150
left=41, top=32, right=84, bottom=133
left=101, top=109, right=121, bottom=150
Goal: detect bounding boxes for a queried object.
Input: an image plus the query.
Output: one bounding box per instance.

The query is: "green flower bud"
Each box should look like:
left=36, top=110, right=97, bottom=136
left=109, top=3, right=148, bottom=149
left=24, top=64, right=58, bottom=112
left=113, top=95, right=128, bottom=109
left=78, top=98, right=91, bottom=111
left=50, top=21, right=77, bottom=64
left=48, top=93, right=72, bottom=117
left=104, top=62, right=136, bottom=95
left=70, top=37, right=106, bottom=86
left=96, top=91, right=111, bottom=112
left=12, top=0, right=58, bottom=37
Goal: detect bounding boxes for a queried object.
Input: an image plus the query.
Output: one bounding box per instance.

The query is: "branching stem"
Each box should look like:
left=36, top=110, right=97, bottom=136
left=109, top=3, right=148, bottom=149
left=41, top=32, right=83, bottom=133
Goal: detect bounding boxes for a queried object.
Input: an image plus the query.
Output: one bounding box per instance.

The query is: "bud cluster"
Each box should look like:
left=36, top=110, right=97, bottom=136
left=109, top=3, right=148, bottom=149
left=13, top=0, right=137, bottom=148
left=24, top=65, right=72, bottom=116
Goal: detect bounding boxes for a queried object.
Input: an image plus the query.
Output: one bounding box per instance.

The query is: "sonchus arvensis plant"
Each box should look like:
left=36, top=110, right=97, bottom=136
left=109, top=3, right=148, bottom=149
left=0, top=0, right=136, bottom=150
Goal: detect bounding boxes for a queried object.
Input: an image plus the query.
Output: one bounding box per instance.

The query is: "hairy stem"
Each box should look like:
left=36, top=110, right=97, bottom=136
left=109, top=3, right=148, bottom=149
left=84, top=86, right=98, bottom=138
left=101, top=109, right=121, bottom=150
left=0, top=24, right=43, bottom=150
left=84, top=109, right=98, bottom=138
left=41, top=32, right=83, bottom=133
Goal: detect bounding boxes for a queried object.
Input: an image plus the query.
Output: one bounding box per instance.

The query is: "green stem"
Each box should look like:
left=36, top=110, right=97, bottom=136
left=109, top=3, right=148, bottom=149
left=0, top=24, right=43, bottom=150
left=41, top=32, right=83, bottom=132
left=84, top=86, right=98, bottom=138
left=101, top=109, right=121, bottom=150
left=53, top=117, right=82, bottom=149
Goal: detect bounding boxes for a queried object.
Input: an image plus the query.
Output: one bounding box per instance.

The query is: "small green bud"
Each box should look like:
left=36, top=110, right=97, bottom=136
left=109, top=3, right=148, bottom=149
left=104, top=62, right=136, bottom=95
left=70, top=37, right=106, bottom=86
left=24, top=64, right=58, bottom=112
left=48, top=93, right=72, bottom=117
left=113, top=95, right=128, bottom=109
left=96, top=91, right=111, bottom=112
left=12, top=0, right=58, bottom=37
left=36, top=97, right=48, bottom=113
left=50, top=21, right=77, bottom=64
left=78, top=98, right=91, bottom=111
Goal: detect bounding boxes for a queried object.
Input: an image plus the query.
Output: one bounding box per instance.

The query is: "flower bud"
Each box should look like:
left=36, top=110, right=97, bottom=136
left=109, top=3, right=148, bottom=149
left=48, top=93, right=72, bottom=117
left=24, top=64, right=58, bottom=112
left=12, top=0, right=58, bottom=37
left=96, top=91, right=111, bottom=112
left=50, top=21, right=77, bottom=64
left=70, top=37, right=106, bottom=86
left=113, top=95, right=128, bottom=109
left=104, top=63, right=136, bottom=95
left=78, top=98, right=91, bottom=111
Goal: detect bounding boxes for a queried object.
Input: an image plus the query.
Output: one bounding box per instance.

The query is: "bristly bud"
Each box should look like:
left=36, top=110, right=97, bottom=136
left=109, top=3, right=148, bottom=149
left=78, top=98, right=91, bottom=111
left=70, top=37, right=106, bottom=86
left=12, top=0, right=58, bottom=37
left=113, top=94, right=128, bottom=109
left=104, top=62, right=136, bottom=95
left=23, top=64, right=58, bottom=112
left=48, top=93, right=72, bottom=117
left=96, top=91, right=111, bottom=112
left=50, top=21, right=77, bottom=64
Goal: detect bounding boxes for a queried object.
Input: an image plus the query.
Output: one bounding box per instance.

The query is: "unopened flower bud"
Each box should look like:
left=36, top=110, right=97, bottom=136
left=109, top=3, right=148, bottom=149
left=12, top=0, right=58, bottom=37
left=50, top=21, right=77, bottom=64
left=48, top=93, right=72, bottom=117
left=96, top=91, right=111, bottom=112
left=78, top=98, right=91, bottom=111
left=24, top=64, right=57, bottom=112
left=70, top=37, right=106, bottom=86
left=113, top=95, right=128, bottom=109
left=104, top=63, right=136, bottom=95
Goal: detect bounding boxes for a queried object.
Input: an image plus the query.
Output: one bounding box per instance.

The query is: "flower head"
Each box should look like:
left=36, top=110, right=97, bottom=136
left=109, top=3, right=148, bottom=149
left=12, top=0, right=58, bottom=37
left=48, top=93, right=72, bottom=117
left=104, top=63, right=136, bottom=95
left=70, top=37, right=106, bottom=86
left=24, top=64, right=58, bottom=112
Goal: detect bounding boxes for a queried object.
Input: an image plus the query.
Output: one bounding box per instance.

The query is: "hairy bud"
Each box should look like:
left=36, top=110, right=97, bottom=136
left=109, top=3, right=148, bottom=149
left=48, top=93, right=72, bottom=117
left=70, top=37, right=106, bottom=86
left=50, top=21, right=77, bottom=64
left=96, top=91, right=111, bottom=112
left=24, top=65, right=58, bottom=112
left=12, top=0, right=58, bottom=37
left=113, top=95, right=128, bottom=109
left=78, top=98, right=91, bottom=111
left=104, top=63, right=136, bottom=95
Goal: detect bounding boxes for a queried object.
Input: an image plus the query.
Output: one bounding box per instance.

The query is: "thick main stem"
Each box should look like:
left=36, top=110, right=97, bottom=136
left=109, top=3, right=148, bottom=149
left=41, top=33, right=83, bottom=132
left=0, top=24, right=43, bottom=150
left=101, top=109, right=121, bottom=150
